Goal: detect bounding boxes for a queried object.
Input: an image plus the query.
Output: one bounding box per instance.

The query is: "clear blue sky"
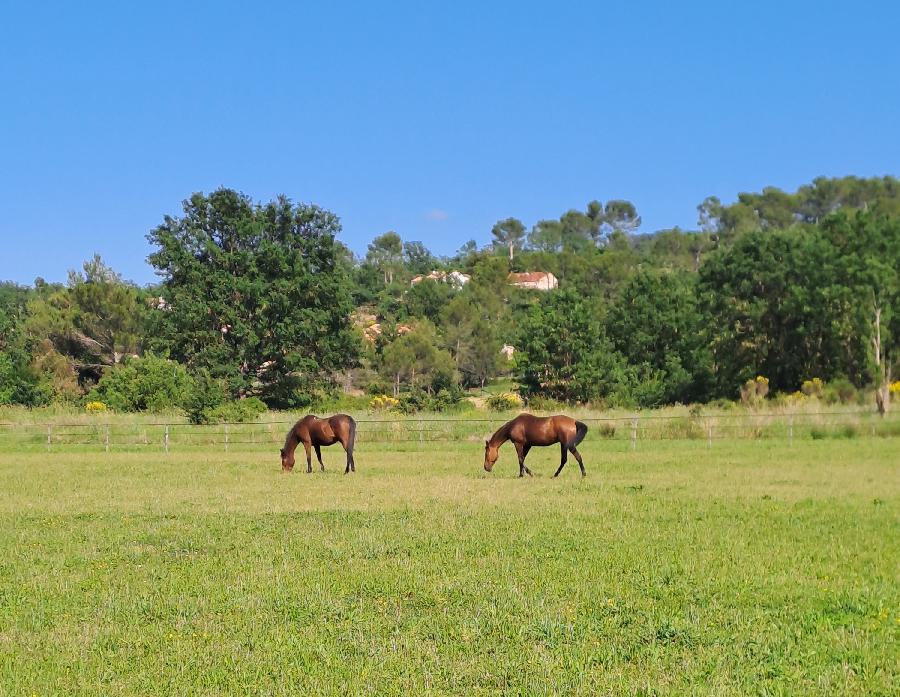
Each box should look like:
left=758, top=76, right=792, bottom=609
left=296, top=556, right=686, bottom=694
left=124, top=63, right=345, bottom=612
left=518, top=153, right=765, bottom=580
left=2, top=1, right=898, bottom=286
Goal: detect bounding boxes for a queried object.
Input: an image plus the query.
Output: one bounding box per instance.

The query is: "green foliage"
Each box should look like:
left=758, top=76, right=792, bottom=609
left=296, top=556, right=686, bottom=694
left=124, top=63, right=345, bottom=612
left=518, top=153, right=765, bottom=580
left=404, top=279, right=454, bottom=324
left=491, top=218, right=526, bottom=260
left=207, top=397, right=268, bottom=423
left=395, top=386, right=465, bottom=413
left=515, top=287, right=627, bottom=403
left=379, top=322, right=457, bottom=396
left=89, top=355, right=193, bottom=412
left=606, top=270, right=713, bottom=406
left=485, top=392, right=523, bottom=411
left=183, top=369, right=228, bottom=424
left=0, top=350, right=50, bottom=407
left=366, top=231, right=404, bottom=284
left=147, top=189, right=358, bottom=407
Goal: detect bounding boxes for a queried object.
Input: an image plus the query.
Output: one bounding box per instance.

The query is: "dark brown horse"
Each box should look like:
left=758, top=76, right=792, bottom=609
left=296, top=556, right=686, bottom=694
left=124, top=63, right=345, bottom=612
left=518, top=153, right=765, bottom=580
left=281, top=414, right=357, bottom=474
left=484, top=413, right=588, bottom=477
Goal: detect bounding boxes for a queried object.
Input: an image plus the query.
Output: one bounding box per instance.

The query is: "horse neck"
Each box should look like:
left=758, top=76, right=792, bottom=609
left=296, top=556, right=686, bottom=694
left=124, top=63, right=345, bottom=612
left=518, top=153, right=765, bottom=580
left=282, top=428, right=300, bottom=455
left=489, top=422, right=511, bottom=448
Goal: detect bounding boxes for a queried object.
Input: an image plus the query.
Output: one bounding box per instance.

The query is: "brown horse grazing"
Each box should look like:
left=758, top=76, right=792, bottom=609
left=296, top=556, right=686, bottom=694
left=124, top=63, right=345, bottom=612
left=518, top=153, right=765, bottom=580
left=281, top=414, right=357, bottom=474
left=484, top=413, right=588, bottom=477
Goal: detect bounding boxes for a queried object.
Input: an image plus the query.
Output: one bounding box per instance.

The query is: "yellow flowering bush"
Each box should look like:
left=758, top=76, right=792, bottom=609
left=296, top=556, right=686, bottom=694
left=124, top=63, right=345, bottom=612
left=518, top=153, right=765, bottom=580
left=740, top=376, right=769, bottom=404
left=801, top=377, right=824, bottom=398
left=890, top=380, right=900, bottom=396
left=369, top=395, right=400, bottom=412
left=85, top=401, right=108, bottom=414
left=486, top=392, right=523, bottom=411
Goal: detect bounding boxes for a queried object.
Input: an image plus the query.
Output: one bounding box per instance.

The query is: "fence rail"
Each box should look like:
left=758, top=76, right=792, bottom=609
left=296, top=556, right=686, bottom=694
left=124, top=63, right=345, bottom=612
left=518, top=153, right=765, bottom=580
left=0, top=411, right=897, bottom=452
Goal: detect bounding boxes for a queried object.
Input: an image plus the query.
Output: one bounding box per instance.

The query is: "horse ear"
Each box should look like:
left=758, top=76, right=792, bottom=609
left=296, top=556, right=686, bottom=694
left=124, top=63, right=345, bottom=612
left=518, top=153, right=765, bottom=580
left=279, top=448, right=285, bottom=457
left=484, top=439, right=489, bottom=446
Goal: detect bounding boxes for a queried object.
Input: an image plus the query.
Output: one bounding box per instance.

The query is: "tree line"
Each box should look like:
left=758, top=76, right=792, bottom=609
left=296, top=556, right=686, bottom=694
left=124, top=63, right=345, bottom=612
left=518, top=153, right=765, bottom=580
left=0, top=176, right=897, bottom=417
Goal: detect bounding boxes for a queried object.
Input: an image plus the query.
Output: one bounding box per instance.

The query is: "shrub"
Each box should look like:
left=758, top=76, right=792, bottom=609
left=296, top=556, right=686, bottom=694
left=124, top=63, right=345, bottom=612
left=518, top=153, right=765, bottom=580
left=801, top=377, right=824, bottom=398
left=596, top=423, right=616, bottom=438
left=84, top=401, right=107, bottom=414
left=823, top=378, right=857, bottom=405
left=390, top=387, right=466, bottom=414
left=0, top=351, right=51, bottom=407
left=369, top=395, right=400, bottom=412
left=208, top=397, right=268, bottom=423
left=89, top=355, right=193, bottom=412
left=486, top=392, right=523, bottom=411
left=183, top=370, right=227, bottom=425
left=740, top=376, right=769, bottom=405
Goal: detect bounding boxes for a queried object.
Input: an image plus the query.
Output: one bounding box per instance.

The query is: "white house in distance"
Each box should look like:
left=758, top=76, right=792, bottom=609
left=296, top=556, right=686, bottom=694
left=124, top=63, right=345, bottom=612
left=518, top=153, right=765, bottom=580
left=507, top=271, right=558, bottom=291
left=410, top=270, right=471, bottom=289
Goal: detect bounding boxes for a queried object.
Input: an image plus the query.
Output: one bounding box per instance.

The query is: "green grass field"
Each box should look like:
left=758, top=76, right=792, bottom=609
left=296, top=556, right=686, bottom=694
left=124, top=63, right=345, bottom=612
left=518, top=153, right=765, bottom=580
left=1, top=438, right=897, bottom=695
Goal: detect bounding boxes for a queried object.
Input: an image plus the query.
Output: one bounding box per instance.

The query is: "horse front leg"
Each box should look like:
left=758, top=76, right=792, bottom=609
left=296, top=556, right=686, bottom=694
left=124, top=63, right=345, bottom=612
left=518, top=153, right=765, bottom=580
left=303, top=442, right=313, bottom=473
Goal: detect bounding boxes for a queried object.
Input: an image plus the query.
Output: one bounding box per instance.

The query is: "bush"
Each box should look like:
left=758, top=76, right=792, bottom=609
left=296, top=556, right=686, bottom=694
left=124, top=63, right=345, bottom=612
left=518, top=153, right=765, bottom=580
left=596, top=423, right=616, bottom=438
left=183, top=370, right=227, bottom=425
left=391, top=387, right=466, bottom=414
left=823, top=378, right=857, bottom=405
left=0, top=350, right=50, bottom=407
left=801, top=377, right=824, bottom=398
left=369, top=395, right=400, bottom=412
left=740, top=376, right=769, bottom=405
left=486, top=392, right=523, bottom=411
left=89, top=355, right=193, bottom=412
left=84, top=401, right=107, bottom=414
left=208, top=397, right=268, bottom=423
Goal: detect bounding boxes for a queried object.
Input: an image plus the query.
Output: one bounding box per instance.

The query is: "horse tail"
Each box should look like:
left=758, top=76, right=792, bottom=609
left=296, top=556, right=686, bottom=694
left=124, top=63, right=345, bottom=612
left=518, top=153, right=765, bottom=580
left=573, top=420, right=589, bottom=447
left=347, top=415, right=357, bottom=455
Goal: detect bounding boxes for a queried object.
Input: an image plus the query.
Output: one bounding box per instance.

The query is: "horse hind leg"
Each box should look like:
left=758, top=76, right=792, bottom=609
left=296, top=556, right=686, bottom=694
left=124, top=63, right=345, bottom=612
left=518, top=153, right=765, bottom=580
left=554, top=443, right=568, bottom=478
left=570, top=445, right=586, bottom=477
left=522, top=445, right=533, bottom=477
left=303, top=442, right=313, bottom=474
left=314, top=444, right=325, bottom=472
left=516, top=443, right=533, bottom=478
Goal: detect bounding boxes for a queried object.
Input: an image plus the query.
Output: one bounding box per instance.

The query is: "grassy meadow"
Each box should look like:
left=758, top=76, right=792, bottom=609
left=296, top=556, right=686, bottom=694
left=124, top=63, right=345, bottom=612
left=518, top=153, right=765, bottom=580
left=0, top=436, right=897, bottom=695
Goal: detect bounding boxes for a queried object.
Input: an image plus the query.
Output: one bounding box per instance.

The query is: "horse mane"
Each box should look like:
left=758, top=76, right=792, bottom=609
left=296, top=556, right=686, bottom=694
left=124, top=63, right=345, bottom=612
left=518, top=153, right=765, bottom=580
left=488, top=419, right=514, bottom=447
left=281, top=423, right=300, bottom=455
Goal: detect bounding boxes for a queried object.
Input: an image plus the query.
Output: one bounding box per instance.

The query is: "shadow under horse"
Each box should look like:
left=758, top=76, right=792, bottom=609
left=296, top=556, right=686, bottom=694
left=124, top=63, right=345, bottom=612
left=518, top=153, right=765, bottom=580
left=484, top=413, right=588, bottom=477
left=281, top=414, right=357, bottom=474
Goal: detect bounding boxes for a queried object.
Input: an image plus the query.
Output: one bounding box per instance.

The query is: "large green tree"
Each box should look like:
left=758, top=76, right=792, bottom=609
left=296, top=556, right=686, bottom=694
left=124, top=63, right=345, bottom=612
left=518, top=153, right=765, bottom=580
left=491, top=218, right=526, bottom=260
left=515, top=287, right=625, bottom=403
left=606, top=270, right=712, bottom=406
left=147, top=188, right=358, bottom=406
left=366, top=231, right=404, bottom=284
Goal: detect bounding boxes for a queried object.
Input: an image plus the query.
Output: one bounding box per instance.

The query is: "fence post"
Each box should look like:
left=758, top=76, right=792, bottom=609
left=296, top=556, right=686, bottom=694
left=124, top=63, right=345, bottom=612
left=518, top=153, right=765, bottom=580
left=630, top=417, right=637, bottom=450
left=105, top=424, right=110, bottom=453
left=46, top=425, right=51, bottom=451
left=224, top=423, right=229, bottom=452
left=418, top=418, right=423, bottom=444
left=788, top=414, right=794, bottom=446
left=164, top=425, right=169, bottom=454
left=706, top=418, right=712, bottom=449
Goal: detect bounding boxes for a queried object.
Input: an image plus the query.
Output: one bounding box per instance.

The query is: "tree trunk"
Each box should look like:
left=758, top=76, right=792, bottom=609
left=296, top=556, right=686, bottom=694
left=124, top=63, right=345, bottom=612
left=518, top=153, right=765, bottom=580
left=872, top=305, right=890, bottom=416
left=509, top=241, right=514, bottom=261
